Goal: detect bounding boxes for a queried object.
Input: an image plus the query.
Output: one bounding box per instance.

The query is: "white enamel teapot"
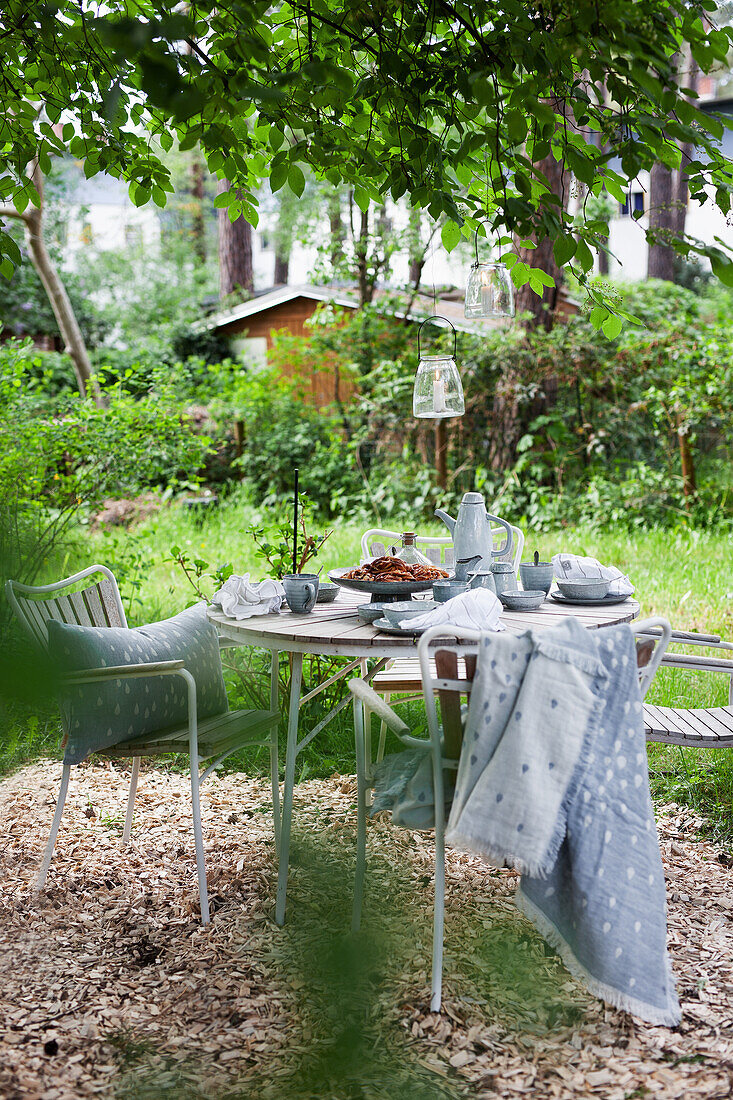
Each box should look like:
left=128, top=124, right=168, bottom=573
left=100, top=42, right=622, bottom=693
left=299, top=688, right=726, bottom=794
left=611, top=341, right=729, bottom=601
left=434, top=493, right=513, bottom=572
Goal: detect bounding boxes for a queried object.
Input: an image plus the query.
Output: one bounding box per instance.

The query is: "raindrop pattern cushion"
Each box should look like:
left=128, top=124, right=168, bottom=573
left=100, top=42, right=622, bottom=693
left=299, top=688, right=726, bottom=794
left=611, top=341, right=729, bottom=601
left=47, top=603, right=228, bottom=764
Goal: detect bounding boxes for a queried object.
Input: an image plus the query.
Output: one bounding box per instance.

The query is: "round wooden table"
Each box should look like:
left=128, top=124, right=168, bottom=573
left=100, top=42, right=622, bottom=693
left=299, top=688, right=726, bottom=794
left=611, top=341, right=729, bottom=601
left=208, top=588, right=640, bottom=923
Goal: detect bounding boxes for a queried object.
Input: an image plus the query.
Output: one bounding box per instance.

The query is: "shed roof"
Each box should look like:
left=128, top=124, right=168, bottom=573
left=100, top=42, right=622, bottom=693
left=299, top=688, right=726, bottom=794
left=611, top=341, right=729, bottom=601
left=208, top=283, right=514, bottom=335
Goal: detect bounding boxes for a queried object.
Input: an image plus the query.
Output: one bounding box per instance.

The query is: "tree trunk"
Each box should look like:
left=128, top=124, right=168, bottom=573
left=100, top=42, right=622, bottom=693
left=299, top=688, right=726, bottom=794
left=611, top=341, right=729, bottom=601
left=355, top=205, right=372, bottom=305
left=328, top=189, right=344, bottom=273
left=217, top=178, right=253, bottom=299
left=676, top=408, right=696, bottom=506
left=674, top=60, right=697, bottom=242
left=2, top=161, right=101, bottom=405
left=408, top=206, right=425, bottom=289
left=190, top=154, right=206, bottom=264
left=496, top=148, right=568, bottom=471
left=273, top=252, right=289, bottom=285
left=647, top=160, right=676, bottom=281
left=513, top=152, right=568, bottom=330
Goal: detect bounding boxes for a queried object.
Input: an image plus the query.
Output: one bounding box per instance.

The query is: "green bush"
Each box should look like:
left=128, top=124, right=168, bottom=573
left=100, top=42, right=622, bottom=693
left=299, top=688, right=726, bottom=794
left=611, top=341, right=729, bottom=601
left=0, top=339, right=213, bottom=600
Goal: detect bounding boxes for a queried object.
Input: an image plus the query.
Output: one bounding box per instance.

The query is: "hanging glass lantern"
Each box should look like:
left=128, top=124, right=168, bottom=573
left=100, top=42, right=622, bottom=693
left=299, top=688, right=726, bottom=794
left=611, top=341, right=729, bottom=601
left=464, top=231, right=515, bottom=319
left=413, top=316, right=465, bottom=419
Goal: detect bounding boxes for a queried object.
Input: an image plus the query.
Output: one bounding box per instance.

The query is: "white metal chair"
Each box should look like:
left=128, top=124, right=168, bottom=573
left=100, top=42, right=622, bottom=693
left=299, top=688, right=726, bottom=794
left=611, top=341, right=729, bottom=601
left=360, top=524, right=525, bottom=765
left=348, top=617, right=672, bottom=1012
left=6, top=564, right=279, bottom=924
left=635, top=626, right=733, bottom=749
left=360, top=525, right=525, bottom=573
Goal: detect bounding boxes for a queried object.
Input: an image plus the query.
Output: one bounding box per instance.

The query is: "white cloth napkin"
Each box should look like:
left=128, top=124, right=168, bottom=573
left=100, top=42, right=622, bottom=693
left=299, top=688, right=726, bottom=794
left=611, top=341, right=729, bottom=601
left=399, top=588, right=505, bottom=632
left=210, top=574, right=285, bottom=619
left=552, top=554, right=634, bottom=596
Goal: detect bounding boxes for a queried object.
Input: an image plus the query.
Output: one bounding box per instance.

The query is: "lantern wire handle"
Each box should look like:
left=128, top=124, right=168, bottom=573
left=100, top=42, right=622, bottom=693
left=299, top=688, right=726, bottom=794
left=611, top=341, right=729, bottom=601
left=417, top=315, right=457, bottom=360
left=473, top=218, right=495, bottom=269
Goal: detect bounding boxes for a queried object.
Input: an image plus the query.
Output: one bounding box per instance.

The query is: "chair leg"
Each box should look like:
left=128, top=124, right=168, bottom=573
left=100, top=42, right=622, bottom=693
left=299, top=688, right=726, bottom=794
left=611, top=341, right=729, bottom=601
left=270, top=649, right=281, bottom=855
left=190, top=756, right=210, bottom=925
left=431, top=761, right=447, bottom=1013
left=352, top=698, right=368, bottom=933
left=376, top=692, right=390, bottom=763
left=122, top=757, right=140, bottom=845
left=361, top=659, right=373, bottom=808
left=275, top=652, right=303, bottom=927
left=34, top=764, right=72, bottom=889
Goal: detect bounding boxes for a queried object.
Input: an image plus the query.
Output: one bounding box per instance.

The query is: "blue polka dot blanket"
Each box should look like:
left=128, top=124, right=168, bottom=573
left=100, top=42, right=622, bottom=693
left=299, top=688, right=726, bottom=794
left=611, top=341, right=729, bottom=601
left=446, top=617, right=680, bottom=1027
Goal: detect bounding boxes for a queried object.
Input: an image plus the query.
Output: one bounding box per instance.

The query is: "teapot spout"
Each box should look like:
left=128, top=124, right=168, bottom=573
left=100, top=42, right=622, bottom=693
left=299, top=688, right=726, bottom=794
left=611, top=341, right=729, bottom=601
left=434, top=508, right=455, bottom=536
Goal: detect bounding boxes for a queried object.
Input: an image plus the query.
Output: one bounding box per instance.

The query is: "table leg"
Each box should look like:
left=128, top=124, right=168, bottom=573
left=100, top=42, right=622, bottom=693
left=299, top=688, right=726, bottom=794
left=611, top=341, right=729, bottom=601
left=269, top=649, right=281, bottom=854
left=360, top=657, right=372, bottom=807
left=275, top=651, right=303, bottom=926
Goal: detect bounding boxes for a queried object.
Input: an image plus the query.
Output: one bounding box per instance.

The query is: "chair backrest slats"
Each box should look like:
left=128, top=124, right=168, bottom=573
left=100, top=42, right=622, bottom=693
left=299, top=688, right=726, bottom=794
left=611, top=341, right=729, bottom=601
left=68, top=590, right=94, bottom=626
left=99, top=578, right=125, bottom=627
left=7, top=566, right=127, bottom=651
left=81, top=583, right=107, bottom=627
left=52, top=594, right=76, bottom=623
left=18, top=596, right=51, bottom=648
left=363, top=524, right=522, bottom=571
left=435, top=648, right=467, bottom=760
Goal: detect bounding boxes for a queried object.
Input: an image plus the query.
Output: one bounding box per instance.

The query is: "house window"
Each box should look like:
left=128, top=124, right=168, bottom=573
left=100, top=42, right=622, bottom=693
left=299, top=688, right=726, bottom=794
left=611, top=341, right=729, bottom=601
left=619, top=192, right=645, bottom=217
left=80, top=220, right=93, bottom=245
left=259, top=232, right=272, bottom=252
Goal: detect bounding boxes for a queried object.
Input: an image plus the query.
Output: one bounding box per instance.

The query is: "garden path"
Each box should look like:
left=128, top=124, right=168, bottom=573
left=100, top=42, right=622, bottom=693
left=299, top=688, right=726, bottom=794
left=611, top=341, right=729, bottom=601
left=0, top=762, right=731, bottom=1099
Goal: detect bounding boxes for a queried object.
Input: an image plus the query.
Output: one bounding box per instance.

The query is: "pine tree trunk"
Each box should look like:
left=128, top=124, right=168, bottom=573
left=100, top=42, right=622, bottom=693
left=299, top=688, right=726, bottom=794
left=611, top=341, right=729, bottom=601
left=217, top=179, right=253, bottom=299
left=513, top=153, right=568, bottom=331
left=408, top=206, right=425, bottom=289
left=328, top=190, right=344, bottom=272
left=355, top=205, right=372, bottom=305
left=648, top=160, right=676, bottom=281
left=190, top=154, right=206, bottom=264
left=273, top=253, right=289, bottom=284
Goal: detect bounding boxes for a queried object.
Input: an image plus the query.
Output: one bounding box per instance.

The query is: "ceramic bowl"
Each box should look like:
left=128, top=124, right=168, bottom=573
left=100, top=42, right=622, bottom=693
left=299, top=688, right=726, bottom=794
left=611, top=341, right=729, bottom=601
left=316, top=582, right=339, bottom=604
left=383, top=600, right=438, bottom=626
left=498, top=589, right=546, bottom=611
left=556, top=578, right=611, bottom=601
left=357, top=602, right=394, bottom=624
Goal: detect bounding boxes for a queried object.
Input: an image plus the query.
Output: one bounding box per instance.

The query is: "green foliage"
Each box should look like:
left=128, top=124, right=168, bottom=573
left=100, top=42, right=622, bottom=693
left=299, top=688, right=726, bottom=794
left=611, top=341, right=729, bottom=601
left=231, top=357, right=362, bottom=515
left=0, top=339, right=213, bottom=594
left=168, top=545, right=233, bottom=602
left=80, top=235, right=219, bottom=370
left=2, top=1, right=733, bottom=315
left=0, top=218, right=107, bottom=347
left=246, top=493, right=333, bottom=578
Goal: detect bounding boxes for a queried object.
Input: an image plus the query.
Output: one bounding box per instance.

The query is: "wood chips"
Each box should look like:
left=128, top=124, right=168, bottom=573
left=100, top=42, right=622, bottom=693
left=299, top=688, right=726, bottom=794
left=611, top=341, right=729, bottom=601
left=0, top=761, right=731, bottom=1099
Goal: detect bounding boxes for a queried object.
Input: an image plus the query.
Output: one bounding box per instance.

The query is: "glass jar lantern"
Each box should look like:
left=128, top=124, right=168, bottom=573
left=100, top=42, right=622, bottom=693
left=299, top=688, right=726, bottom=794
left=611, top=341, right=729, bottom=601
left=464, top=231, right=515, bottom=319
left=412, top=316, right=465, bottom=419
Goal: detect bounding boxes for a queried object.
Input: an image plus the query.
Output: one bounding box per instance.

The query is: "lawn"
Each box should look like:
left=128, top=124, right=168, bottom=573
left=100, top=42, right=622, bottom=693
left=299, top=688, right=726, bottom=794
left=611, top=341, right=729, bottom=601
left=5, top=495, right=733, bottom=849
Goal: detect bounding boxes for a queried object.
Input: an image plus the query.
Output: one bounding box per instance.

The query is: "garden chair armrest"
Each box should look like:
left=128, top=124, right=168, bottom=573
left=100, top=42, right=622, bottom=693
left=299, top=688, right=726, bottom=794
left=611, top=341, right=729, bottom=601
left=348, top=678, right=409, bottom=735
left=637, top=627, right=731, bottom=650
left=63, top=660, right=186, bottom=685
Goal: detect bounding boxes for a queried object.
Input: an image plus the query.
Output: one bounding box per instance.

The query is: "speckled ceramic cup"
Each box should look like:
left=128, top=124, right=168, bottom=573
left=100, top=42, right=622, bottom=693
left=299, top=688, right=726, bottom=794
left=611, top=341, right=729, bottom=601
left=519, top=562, right=554, bottom=594
left=283, top=573, right=319, bottom=613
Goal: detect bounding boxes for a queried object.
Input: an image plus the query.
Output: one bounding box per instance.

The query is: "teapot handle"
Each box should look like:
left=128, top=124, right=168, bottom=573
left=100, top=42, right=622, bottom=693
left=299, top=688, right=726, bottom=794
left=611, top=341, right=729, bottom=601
left=487, top=515, right=513, bottom=560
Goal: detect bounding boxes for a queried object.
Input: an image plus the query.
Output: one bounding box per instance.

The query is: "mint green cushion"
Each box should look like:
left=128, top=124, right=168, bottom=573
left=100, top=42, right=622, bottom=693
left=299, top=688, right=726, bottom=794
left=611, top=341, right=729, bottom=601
left=47, top=603, right=228, bottom=764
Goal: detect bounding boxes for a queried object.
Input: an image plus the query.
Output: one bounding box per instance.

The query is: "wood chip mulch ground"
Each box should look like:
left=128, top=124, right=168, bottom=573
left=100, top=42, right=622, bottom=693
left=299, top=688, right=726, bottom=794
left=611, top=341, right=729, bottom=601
left=1, top=761, right=732, bottom=1100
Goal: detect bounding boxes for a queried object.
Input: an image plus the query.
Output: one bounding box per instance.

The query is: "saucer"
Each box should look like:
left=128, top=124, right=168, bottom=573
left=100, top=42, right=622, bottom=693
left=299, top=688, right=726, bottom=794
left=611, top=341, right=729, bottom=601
left=549, top=592, right=631, bottom=607
left=372, top=616, right=428, bottom=636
